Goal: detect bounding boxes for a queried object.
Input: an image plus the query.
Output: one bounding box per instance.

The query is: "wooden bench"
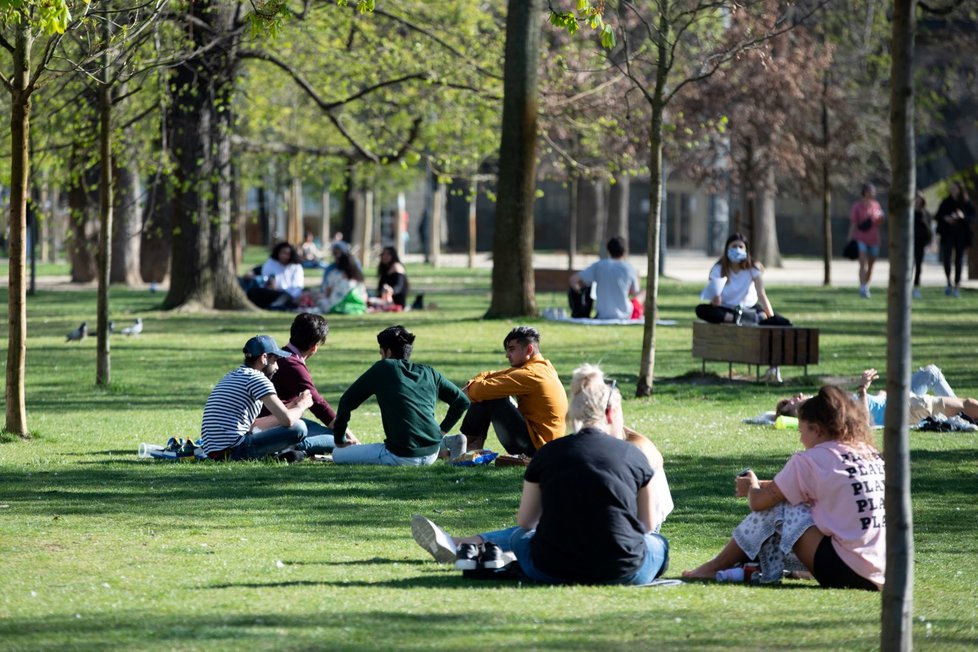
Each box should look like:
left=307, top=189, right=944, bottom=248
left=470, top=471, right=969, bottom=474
left=534, top=268, right=574, bottom=292
left=692, top=322, right=820, bottom=379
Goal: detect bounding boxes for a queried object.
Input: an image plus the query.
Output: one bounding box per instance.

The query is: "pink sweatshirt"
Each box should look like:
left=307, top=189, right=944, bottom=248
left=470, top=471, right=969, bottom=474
left=774, top=441, right=886, bottom=587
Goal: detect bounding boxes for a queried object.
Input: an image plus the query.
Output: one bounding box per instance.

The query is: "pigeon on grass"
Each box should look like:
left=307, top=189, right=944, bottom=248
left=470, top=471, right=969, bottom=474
left=120, top=318, right=143, bottom=336
left=66, top=322, right=87, bottom=342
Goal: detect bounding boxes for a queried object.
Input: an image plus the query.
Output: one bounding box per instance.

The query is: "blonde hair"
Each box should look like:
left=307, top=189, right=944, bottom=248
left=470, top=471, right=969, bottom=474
left=568, top=364, right=619, bottom=431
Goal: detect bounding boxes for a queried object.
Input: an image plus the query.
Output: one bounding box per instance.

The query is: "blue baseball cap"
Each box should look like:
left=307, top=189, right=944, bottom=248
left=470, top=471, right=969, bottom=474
left=243, top=335, right=291, bottom=358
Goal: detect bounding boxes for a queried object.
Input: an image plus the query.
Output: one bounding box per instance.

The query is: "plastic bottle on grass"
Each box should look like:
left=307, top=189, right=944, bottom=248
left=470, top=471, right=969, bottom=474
left=775, top=415, right=799, bottom=430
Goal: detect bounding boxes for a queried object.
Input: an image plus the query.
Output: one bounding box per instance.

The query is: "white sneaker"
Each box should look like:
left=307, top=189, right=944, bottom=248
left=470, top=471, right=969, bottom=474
left=859, top=286, right=871, bottom=299
left=411, top=515, right=457, bottom=564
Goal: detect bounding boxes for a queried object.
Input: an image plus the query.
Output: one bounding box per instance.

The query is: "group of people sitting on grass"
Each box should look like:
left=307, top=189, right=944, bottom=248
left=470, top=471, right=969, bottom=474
left=242, top=239, right=414, bottom=314
left=197, top=315, right=929, bottom=591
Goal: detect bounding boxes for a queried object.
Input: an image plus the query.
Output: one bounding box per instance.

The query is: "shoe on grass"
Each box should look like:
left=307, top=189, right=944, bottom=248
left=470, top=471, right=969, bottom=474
left=411, top=515, right=457, bottom=564
left=479, top=542, right=508, bottom=570
left=455, top=543, right=480, bottom=570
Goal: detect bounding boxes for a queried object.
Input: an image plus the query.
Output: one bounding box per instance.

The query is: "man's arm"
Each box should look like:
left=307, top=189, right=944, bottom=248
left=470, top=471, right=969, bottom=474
left=332, top=364, right=380, bottom=445
left=435, top=373, right=470, bottom=433
left=256, top=390, right=313, bottom=430
left=465, top=366, right=536, bottom=402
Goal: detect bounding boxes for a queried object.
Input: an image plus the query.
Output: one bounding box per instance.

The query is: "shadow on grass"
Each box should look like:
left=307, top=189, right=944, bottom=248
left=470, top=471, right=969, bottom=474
left=0, top=606, right=898, bottom=650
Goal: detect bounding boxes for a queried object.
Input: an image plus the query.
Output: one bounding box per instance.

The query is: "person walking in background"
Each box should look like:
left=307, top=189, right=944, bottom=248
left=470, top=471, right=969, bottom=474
left=847, top=183, right=885, bottom=299
left=934, top=181, right=975, bottom=298
left=913, top=193, right=932, bottom=299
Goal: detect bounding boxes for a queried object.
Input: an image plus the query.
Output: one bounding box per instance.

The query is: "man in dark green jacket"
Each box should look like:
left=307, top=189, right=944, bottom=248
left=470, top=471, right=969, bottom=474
left=332, top=325, right=470, bottom=465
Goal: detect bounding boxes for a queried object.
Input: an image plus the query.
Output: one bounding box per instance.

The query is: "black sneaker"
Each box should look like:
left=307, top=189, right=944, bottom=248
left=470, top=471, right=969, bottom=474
left=455, top=543, right=480, bottom=570
left=480, top=542, right=507, bottom=570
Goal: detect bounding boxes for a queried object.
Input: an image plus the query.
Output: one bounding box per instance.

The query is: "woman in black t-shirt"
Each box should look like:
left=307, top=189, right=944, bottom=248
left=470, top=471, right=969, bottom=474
left=375, top=246, right=409, bottom=308
left=411, top=365, right=670, bottom=584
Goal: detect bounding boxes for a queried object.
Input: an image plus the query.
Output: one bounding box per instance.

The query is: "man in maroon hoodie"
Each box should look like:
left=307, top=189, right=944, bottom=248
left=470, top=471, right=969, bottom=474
left=258, top=313, right=359, bottom=453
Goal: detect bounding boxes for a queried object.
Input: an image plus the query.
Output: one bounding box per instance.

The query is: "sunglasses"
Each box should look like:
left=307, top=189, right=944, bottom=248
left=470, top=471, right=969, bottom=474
left=604, top=378, right=617, bottom=413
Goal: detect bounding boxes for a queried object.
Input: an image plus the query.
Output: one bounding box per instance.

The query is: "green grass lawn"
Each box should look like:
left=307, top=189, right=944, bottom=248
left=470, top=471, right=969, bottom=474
left=1, top=263, right=976, bottom=650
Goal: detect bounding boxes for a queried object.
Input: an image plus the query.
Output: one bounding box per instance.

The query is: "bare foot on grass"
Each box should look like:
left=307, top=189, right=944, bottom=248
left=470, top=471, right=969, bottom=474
left=681, top=561, right=724, bottom=580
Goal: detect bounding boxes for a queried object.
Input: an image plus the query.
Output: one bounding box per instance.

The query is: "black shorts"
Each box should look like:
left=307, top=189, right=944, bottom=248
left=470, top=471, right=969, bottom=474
left=812, top=536, right=879, bottom=591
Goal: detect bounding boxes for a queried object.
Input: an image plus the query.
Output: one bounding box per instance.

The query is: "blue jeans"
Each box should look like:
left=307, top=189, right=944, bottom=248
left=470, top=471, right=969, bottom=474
left=228, top=420, right=308, bottom=460
left=480, top=526, right=669, bottom=585
left=910, top=365, right=956, bottom=398
left=294, top=418, right=335, bottom=454
left=331, top=442, right=438, bottom=466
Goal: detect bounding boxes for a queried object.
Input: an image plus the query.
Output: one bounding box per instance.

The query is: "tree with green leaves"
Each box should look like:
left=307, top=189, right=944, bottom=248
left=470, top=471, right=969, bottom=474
left=2, top=0, right=92, bottom=435
left=551, top=0, right=824, bottom=395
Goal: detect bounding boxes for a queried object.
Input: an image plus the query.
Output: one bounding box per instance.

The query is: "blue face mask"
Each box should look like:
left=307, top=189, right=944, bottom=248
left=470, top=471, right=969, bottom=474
left=727, top=247, right=748, bottom=263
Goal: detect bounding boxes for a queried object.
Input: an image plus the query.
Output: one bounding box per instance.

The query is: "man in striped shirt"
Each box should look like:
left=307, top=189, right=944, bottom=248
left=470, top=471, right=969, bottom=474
left=201, top=335, right=314, bottom=461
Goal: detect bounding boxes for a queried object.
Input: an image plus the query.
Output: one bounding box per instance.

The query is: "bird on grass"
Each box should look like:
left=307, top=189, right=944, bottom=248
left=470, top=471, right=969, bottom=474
left=66, top=322, right=87, bottom=342
left=120, top=318, right=143, bottom=336
left=89, top=321, right=115, bottom=338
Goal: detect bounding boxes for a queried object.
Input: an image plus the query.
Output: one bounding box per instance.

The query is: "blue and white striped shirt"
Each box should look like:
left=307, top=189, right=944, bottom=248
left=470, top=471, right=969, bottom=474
left=201, top=366, right=276, bottom=454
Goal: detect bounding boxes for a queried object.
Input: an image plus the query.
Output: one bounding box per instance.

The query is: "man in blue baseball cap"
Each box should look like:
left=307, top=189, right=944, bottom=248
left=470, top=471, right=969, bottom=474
left=200, top=334, right=317, bottom=462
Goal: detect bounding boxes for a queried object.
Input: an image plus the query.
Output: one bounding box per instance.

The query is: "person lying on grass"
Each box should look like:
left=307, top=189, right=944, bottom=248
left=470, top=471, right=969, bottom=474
left=776, top=364, right=978, bottom=427
left=411, top=364, right=670, bottom=585
left=330, top=325, right=470, bottom=466
left=683, top=385, right=885, bottom=590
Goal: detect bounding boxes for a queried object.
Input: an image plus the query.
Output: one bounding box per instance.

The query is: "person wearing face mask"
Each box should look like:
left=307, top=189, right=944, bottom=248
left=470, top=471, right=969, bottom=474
left=695, top=233, right=786, bottom=327
left=695, top=233, right=789, bottom=382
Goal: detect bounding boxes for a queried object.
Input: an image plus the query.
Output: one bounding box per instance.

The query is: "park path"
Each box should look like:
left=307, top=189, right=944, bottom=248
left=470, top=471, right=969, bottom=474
left=0, top=249, right=970, bottom=291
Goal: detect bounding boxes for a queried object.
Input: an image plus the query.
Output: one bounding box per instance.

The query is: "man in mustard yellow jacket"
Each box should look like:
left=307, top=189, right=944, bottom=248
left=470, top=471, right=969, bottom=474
left=461, top=326, right=567, bottom=456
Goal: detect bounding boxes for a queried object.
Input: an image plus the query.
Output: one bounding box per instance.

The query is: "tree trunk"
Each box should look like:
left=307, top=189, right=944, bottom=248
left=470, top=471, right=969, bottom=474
left=5, top=22, right=32, bottom=436
left=636, top=99, right=665, bottom=397
left=568, top=175, right=578, bottom=271
left=96, top=32, right=113, bottom=387
left=66, top=152, right=99, bottom=283
left=287, top=177, right=303, bottom=246
left=140, top=169, right=172, bottom=284
left=608, top=175, right=630, bottom=243
left=162, top=0, right=249, bottom=311
left=821, top=76, right=832, bottom=287
left=467, top=182, right=477, bottom=268
left=111, top=135, right=143, bottom=286
left=755, top=167, right=782, bottom=267
left=486, top=0, right=543, bottom=317
left=881, top=2, right=916, bottom=649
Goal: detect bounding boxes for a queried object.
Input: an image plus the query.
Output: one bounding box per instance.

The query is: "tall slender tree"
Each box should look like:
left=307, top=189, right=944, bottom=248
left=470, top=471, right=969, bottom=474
left=1, top=0, right=90, bottom=435
left=882, top=3, right=916, bottom=648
